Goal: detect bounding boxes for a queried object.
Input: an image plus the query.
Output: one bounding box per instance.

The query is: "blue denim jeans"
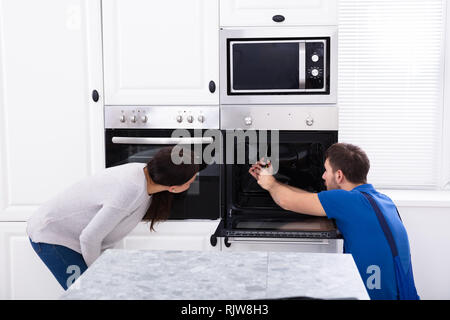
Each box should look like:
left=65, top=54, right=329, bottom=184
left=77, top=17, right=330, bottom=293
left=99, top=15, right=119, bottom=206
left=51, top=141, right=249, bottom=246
left=29, top=237, right=88, bottom=290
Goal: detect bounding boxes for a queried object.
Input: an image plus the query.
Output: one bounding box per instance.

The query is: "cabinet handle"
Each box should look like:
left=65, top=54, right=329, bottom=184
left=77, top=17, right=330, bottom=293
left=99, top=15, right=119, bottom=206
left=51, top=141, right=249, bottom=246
left=272, top=15, right=285, bottom=23
left=209, top=80, right=216, bottom=93
left=92, top=90, right=99, bottom=102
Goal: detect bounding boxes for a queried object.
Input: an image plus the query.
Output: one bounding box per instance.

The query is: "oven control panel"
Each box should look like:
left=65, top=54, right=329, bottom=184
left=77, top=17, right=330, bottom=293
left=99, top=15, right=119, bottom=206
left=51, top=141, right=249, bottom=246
left=105, top=105, right=220, bottom=129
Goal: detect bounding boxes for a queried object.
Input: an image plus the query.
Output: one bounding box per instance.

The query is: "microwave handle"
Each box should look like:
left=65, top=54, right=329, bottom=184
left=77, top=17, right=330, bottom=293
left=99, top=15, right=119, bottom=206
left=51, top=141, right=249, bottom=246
left=112, top=137, right=214, bottom=145
left=299, top=42, right=306, bottom=89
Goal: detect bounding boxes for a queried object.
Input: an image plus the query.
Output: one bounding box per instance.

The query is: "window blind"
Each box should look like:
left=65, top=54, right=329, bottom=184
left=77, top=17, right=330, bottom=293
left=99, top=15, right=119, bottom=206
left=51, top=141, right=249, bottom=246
left=338, top=0, right=445, bottom=189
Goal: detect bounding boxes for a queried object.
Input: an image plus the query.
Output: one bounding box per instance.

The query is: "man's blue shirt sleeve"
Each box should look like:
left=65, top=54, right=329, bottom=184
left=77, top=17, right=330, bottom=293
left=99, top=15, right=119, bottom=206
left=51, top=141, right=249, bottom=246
left=318, top=189, right=354, bottom=222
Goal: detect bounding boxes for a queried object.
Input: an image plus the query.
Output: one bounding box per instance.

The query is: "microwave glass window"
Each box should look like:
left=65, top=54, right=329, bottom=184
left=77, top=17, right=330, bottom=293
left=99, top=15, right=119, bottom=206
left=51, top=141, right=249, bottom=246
left=232, top=42, right=299, bottom=90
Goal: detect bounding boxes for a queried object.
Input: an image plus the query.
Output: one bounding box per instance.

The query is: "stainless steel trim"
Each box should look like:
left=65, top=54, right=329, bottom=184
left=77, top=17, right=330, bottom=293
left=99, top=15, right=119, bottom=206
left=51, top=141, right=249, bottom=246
left=112, top=137, right=214, bottom=145
left=220, top=105, right=338, bottom=130
left=231, top=40, right=304, bottom=44
left=299, top=42, right=306, bottom=89
left=229, top=41, right=235, bottom=93
left=227, top=237, right=331, bottom=245
left=104, top=105, right=220, bottom=129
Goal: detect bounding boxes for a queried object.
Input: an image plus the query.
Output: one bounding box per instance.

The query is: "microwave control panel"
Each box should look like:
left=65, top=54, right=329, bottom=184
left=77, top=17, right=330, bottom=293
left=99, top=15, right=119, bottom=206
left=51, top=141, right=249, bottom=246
left=305, top=41, right=325, bottom=90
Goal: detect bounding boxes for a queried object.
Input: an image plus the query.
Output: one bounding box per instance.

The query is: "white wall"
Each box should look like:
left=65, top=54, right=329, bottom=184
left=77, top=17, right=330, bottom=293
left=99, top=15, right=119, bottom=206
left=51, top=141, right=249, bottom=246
left=381, top=189, right=450, bottom=300
left=399, top=205, right=450, bottom=300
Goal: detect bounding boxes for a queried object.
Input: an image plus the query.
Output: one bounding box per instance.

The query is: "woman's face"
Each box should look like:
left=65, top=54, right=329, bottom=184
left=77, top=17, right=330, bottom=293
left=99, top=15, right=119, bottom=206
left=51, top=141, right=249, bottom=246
left=168, top=174, right=197, bottom=193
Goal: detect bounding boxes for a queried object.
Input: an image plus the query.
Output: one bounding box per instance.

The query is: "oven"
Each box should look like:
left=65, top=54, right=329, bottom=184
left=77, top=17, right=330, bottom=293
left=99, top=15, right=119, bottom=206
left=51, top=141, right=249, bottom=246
left=104, top=105, right=221, bottom=220
left=220, top=26, right=338, bottom=105
left=212, top=129, right=342, bottom=251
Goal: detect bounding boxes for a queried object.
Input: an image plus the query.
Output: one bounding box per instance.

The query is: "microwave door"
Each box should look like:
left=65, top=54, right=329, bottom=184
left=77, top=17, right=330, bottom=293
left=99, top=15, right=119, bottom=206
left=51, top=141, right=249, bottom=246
left=230, top=41, right=305, bottom=93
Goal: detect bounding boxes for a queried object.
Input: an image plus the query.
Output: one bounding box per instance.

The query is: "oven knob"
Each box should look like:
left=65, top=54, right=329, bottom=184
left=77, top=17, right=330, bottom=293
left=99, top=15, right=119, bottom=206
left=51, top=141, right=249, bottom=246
left=130, top=115, right=137, bottom=123
left=311, top=69, right=319, bottom=77
left=141, top=115, right=148, bottom=123
left=119, top=115, right=126, bottom=123
left=187, top=115, right=194, bottom=123
left=176, top=115, right=183, bottom=123
left=311, top=54, right=319, bottom=62
left=306, top=117, right=314, bottom=126
left=244, top=116, right=252, bottom=126
left=198, top=115, right=205, bottom=123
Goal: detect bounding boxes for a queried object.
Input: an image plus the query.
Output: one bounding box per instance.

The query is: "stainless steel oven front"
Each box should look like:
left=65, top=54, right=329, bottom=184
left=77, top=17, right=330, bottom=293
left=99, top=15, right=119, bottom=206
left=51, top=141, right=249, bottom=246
left=104, top=105, right=221, bottom=220
left=220, top=26, right=338, bottom=105
left=213, top=104, right=341, bottom=252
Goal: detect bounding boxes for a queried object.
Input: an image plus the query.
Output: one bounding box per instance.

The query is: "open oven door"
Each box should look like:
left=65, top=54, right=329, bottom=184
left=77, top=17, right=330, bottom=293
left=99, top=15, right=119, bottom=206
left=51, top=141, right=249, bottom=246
left=210, top=214, right=342, bottom=248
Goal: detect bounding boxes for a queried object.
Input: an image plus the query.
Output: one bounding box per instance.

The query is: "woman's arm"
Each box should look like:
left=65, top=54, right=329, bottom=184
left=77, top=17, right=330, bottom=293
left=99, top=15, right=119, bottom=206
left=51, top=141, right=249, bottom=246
left=79, top=205, right=127, bottom=266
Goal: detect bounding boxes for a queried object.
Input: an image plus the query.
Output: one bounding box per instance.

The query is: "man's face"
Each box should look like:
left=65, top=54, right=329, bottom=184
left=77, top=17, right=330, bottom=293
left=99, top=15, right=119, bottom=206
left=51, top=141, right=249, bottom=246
left=322, top=159, right=340, bottom=190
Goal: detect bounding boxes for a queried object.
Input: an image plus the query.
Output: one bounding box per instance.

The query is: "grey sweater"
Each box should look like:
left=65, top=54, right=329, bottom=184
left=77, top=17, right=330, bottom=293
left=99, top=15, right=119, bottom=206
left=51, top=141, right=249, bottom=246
left=27, top=163, right=152, bottom=266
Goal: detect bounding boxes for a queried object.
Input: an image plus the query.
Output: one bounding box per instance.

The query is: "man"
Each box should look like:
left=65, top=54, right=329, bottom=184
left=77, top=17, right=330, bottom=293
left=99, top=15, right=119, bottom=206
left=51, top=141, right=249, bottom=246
left=249, top=142, right=418, bottom=300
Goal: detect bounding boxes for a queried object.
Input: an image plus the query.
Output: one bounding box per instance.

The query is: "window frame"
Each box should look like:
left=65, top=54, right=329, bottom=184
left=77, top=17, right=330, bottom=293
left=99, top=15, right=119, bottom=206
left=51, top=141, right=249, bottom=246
left=441, top=0, right=450, bottom=190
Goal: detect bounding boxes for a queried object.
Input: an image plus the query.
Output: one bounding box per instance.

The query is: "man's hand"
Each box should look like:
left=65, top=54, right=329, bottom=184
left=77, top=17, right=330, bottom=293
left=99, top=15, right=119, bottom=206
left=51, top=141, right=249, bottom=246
left=248, top=159, right=277, bottom=191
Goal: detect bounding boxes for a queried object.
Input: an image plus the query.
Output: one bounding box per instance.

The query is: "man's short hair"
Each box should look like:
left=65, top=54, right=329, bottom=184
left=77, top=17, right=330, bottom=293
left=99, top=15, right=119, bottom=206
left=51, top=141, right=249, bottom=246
left=325, top=143, right=370, bottom=184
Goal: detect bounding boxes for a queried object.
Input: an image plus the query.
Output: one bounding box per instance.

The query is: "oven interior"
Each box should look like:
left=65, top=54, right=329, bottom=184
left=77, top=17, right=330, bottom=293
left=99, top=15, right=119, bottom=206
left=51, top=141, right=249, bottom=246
left=105, top=129, right=220, bottom=220
left=224, top=131, right=338, bottom=234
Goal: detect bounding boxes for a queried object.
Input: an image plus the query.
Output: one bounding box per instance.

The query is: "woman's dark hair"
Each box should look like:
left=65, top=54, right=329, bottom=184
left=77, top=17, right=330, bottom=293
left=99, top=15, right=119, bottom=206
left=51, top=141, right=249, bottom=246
left=325, top=143, right=370, bottom=184
left=143, top=146, right=200, bottom=231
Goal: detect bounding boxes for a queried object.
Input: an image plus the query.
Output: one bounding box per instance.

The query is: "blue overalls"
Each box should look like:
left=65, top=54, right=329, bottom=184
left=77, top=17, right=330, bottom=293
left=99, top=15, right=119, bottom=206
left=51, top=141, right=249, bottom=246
left=318, top=184, right=419, bottom=300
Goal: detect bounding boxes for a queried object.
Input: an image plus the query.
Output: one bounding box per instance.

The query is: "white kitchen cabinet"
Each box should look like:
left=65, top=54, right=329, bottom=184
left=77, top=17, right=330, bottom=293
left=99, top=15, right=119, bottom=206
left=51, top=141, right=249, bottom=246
left=220, top=0, right=338, bottom=27
left=0, top=0, right=105, bottom=221
left=115, top=220, right=221, bottom=251
left=102, top=0, right=219, bottom=106
left=0, top=220, right=220, bottom=299
left=0, top=222, right=64, bottom=299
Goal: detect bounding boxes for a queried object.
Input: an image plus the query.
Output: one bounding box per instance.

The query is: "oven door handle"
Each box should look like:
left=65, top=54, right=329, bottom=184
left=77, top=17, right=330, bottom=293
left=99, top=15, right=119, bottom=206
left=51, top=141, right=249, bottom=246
left=111, top=137, right=214, bottom=145
left=226, top=237, right=330, bottom=245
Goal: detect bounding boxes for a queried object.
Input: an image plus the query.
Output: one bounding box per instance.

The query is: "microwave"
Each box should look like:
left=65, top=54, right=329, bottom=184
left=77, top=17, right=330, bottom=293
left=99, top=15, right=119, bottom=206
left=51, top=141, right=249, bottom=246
left=220, top=27, right=337, bottom=105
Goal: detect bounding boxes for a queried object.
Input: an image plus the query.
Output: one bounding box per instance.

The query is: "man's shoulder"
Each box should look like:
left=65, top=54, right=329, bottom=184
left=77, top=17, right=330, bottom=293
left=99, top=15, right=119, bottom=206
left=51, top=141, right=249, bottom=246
left=317, top=189, right=366, bottom=219
left=318, top=188, right=364, bottom=200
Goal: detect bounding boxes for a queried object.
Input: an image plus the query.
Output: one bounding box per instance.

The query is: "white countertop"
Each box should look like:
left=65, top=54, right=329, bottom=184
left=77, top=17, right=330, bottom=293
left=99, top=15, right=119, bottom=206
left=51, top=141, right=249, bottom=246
left=60, top=249, right=370, bottom=300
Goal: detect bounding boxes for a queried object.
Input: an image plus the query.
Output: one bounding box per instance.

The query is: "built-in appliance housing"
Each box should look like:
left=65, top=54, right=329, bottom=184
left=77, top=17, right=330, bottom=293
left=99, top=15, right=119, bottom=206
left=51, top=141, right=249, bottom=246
left=213, top=23, right=341, bottom=251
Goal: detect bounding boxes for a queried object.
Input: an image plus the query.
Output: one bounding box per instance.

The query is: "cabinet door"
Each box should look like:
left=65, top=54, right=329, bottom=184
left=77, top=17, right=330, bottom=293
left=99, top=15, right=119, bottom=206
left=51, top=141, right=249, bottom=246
left=102, top=0, right=219, bottom=105
left=116, top=221, right=221, bottom=251
left=0, top=222, right=64, bottom=299
left=220, top=0, right=338, bottom=27
left=0, top=0, right=104, bottom=221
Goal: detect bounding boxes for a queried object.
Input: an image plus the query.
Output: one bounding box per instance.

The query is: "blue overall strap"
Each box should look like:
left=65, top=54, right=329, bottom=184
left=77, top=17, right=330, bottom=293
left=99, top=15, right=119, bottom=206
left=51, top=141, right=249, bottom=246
left=396, top=208, right=403, bottom=222
left=360, top=191, right=420, bottom=300
left=360, top=191, right=398, bottom=257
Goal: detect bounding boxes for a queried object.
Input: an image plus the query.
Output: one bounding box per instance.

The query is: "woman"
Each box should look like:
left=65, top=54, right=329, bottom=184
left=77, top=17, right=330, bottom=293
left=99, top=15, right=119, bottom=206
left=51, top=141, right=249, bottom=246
left=27, top=146, right=199, bottom=290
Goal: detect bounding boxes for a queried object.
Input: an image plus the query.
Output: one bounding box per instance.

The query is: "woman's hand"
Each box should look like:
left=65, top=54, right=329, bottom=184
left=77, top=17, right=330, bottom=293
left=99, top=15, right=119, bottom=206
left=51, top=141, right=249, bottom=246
left=248, top=159, right=277, bottom=191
